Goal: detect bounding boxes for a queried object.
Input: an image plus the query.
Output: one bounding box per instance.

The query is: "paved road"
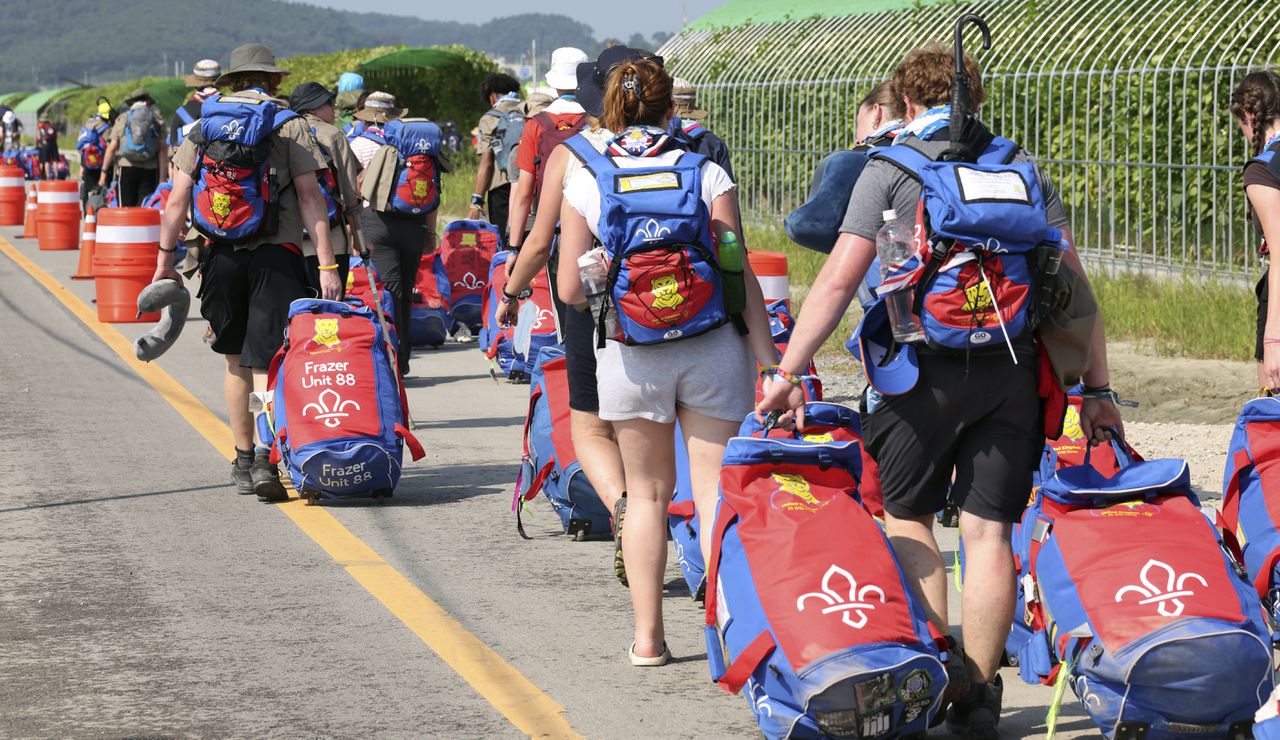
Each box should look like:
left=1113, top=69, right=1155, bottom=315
left=0, top=225, right=1097, bottom=738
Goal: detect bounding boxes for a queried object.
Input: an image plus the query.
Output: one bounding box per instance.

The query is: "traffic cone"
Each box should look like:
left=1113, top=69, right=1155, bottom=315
left=72, top=206, right=97, bottom=280
left=20, top=185, right=37, bottom=238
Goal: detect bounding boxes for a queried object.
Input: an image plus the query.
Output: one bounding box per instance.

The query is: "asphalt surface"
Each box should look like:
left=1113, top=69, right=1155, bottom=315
left=0, top=223, right=1098, bottom=738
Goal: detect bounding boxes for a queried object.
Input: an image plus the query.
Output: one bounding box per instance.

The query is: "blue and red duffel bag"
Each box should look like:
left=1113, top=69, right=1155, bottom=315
left=1222, top=396, right=1280, bottom=620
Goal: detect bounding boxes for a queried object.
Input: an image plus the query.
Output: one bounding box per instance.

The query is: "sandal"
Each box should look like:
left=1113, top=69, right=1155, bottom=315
left=628, top=642, right=671, bottom=667
left=612, top=494, right=628, bottom=587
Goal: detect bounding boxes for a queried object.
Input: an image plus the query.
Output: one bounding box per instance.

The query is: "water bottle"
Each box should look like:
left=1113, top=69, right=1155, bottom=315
left=578, top=247, right=617, bottom=337
left=718, top=231, right=746, bottom=315
left=875, top=209, right=926, bottom=343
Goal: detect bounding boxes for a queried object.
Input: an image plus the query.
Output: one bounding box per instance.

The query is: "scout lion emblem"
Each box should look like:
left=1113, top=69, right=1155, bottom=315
left=413, top=179, right=431, bottom=199
left=211, top=192, right=233, bottom=219
left=310, top=318, right=343, bottom=353
left=770, top=473, right=827, bottom=512
left=650, top=275, right=684, bottom=311
left=962, top=281, right=993, bottom=313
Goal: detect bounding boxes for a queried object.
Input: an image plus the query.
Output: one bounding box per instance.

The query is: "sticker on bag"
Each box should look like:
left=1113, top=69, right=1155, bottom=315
left=954, top=166, right=1032, bottom=204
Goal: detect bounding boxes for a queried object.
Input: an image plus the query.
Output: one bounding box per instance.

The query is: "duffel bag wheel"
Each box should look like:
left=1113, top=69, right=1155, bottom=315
left=1226, top=720, right=1254, bottom=740
left=1114, top=722, right=1149, bottom=740
left=302, top=491, right=320, bottom=506
left=372, top=488, right=393, bottom=504
left=1002, top=649, right=1018, bottom=667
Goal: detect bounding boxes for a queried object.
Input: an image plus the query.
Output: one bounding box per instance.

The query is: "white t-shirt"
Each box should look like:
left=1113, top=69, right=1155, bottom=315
left=564, top=149, right=736, bottom=239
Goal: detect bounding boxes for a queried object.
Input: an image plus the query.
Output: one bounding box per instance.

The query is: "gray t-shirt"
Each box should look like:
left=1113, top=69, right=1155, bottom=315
left=839, top=136, right=1069, bottom=239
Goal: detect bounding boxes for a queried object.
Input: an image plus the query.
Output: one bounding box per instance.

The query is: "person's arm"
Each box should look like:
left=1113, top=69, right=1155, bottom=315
left=1055, top=226, right=1122, bottom=441
left=710, top=189, right=776, bottom=367
left=158, top=142, right=169, bottom=180
left=296, top=170, right=341, bottom=300
left=507, top=173, right=534, bottom=248
left=1252, top=184, right=1280, bottom=388
left=500, top=148, right=571, bottom=324
left=555, top=188, right=594, bottom=306
left=98, top=139, right=118, bottom=186
left=153, top=169, right=194, bottom=283
left=470, top=149, right=495, bottom=220
left=757, top=231, right=876, bottom=417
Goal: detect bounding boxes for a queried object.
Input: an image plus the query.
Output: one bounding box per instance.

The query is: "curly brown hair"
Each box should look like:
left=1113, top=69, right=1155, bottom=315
left=224, top=71, right=284, bottom=95
left=891, top=42, right=985, bottom=112
left=602, top=59, right=673, bottom=134
left=859, top=81, right=904, bottom=119
left=1230, top=71, right=1280, bottom=156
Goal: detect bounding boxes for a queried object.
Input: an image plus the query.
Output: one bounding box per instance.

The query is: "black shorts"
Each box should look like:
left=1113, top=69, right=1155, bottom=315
left=198, top=243, right=309, bottom=369
left=562, top=305, right=599, bottom=413
left=861, top=351, right=1042, bottom=523
left=37, top=141, right=58, bottom=163
left=1257, top=269, right=1269, bottom=362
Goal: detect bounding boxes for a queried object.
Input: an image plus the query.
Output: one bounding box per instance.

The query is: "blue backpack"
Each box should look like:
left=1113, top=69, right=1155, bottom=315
left=344, top=120, right=368, bottom=142
left=76, top=120, right=109, bottom=172
left=1014, top=454, right=1271, bottom=738
left=121, top=105, right=161, bottom=162
left=706, top=413, right=947, bottom=739
left=869, top=134, right=1064, bottom=352
left=263, top=299, right=424, bottom=502
left=190, top=92, right=299, bottom=242
left=564, top=136, right=729, bottom=346
left=172, top=104, right=198, bottom=147
left=310, top=128, right=342, bottom=226
left=382, top=118, right=442, bottom=216
left=514, top=345, right=611, bottom=540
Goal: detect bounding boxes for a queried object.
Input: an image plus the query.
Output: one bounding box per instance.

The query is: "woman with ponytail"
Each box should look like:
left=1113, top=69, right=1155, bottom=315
left=558, top=58, right=778, bottom=666
left=1231, top=71, right=1280, bottom=390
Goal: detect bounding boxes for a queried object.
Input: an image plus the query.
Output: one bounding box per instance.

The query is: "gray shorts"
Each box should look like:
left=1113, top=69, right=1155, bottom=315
left=596, top=323, right=757, bottom=424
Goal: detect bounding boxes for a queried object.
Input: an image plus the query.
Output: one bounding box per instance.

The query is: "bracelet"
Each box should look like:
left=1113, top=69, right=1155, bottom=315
left=1081, top=383, right=1111, bottom=393
left=773, top=368, right=804, bottom=387
left=317, top=263, right=339, bottom=271
left=157, top=245, right=176, bottom=254
left=759, top=364, right=780, bottom=378
left=471, top=193, right=485, bottom=206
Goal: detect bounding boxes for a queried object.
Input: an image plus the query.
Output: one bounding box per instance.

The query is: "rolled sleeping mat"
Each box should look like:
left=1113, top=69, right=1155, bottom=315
left=783, top=149, right=872, bottom=254
left=134, top=279, right=191, bottom=361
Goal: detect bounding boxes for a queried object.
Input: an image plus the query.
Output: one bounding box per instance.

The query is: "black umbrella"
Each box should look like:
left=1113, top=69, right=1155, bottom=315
left=942, top=13, right=993, bottom=163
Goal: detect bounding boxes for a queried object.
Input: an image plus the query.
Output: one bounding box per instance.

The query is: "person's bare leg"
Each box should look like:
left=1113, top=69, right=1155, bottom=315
left=885, top=512, right=949, bottom=632
left=225, top=355, right=254, bottom=450
left=957, top=510, right=1015, bottom=683
left=676, top=408, right=740, bottom=567
left=571, top=410, right=625, bottom=511
left=613, top=417, right=676, bottom=659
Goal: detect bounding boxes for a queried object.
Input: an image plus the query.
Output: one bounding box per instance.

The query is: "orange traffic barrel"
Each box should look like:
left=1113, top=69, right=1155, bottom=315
left=21, top=185, right=37, bottom=238
left=37, top=181, right=81, bottom=250
left=748, top=250, right=790, bottom=304
left=0, top=166, right=24, bottom=225
left=93, top=208, right=161, bottom=323
left=72, top=207, right=97, bottom=280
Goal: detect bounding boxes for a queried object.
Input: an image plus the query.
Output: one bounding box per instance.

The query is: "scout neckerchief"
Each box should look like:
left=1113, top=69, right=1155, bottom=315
left=866, top=119, right=904, bottom=142
left=898, top=105, right=951, bottom=142
left=606, top=125, right=671, bottom=158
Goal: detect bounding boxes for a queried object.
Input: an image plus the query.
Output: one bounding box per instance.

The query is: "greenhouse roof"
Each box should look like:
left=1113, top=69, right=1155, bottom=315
left=360, top=48, right=469, bottom=75
left=691, top=0, right=951, bottom=29
left=12, top=85, right=81, bottom=112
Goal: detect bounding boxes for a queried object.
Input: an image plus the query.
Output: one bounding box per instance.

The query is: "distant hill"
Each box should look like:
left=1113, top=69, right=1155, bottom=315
left=0, top=2, right=668, bottom=91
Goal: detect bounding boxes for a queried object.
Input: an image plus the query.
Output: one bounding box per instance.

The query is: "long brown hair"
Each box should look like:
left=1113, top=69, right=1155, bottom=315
left=602, top=59, right=673, bottom=134
left=1231, top=71, right=1280, bottom=156
left=859, top=81, right=904, bottom=119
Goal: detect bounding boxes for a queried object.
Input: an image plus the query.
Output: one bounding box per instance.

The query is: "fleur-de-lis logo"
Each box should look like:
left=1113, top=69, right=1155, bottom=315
left=533, top=308, right=554, bottom=330
left=454, top=272, right=484, bottom=290
left=797, top=564, right=886, bottom=629
left=220, top=120, right=245, bottom=141
left=747, top=680, right=772, bottom=718
left=302, top=388, right=361, bottom=429
left=413, top=137, right=432, bottom=153
left=637, top=218, right=671, bottom=243
left=1114, top=559, right=1207, bottom=617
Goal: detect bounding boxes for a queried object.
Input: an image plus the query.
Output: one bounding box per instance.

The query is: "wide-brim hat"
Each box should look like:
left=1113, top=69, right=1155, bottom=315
left=848, top=300, right=919, bottom=396
left=216, top=43, right=289, bottom=85
left=353, top=91, right=406, bottom=123
left=288, top=82, right=336, bottom=114
left=123, top=88, right=153, bottom=105
left=184, top=58, right=222, bottom=88
left=575, top=46, right=663, bottom=118
left=672, top=77, right=709, bottom=120
left=545, top=47, right=589, bottom=90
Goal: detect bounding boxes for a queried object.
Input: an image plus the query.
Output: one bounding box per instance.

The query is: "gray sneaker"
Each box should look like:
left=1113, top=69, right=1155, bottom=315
left=251, top=451, right=288, bottom=503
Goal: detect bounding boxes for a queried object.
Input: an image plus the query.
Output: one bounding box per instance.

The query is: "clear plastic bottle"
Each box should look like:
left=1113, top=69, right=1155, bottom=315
left=578, top=247, right=617, bottom=337
left=875, top=209, right=926, bottom=343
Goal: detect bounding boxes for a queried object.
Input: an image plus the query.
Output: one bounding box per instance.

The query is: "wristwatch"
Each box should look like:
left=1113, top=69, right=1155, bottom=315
left=501, top=287, right=533, bottom=304
left=470, top=193, right=485, bottom=207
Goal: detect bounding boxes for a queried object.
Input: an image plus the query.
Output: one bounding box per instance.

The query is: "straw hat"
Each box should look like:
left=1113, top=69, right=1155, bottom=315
left=672, top=77, right=708, bottom=120
left=353, top=91, right=406, bottom=123
left=184, top=59, right=222, bottom=88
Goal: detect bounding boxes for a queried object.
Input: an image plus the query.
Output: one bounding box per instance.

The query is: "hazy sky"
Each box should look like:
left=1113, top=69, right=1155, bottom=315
left=305, top=0, right=730, bottom=38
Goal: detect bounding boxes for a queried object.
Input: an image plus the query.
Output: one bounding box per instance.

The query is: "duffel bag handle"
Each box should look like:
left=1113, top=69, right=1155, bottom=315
left=709, top=629, right=776, bottom=695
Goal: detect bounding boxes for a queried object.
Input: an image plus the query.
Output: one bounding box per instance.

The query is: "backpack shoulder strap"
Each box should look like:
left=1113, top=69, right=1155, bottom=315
left=175, top=105, right=196, bottom=126
left=533, top=112, right=556, bottom=133
left=869, top=140, right=934, bottom=181
left=270, top=109, right=300, bottom=132
left=562, top=134, right=610, bottom=175
left=979, top=136, right=1021, bottom=165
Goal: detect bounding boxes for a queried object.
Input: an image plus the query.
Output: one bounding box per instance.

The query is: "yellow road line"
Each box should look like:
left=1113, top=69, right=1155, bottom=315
left=0, top=235, right=579, bottom=739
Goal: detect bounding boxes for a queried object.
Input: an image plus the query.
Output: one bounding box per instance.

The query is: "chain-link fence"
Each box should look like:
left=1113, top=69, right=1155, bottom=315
left=659, top=0, right=1280, bottom=277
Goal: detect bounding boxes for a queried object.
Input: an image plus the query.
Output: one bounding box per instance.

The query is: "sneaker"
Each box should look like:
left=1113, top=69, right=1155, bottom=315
left=945, top=676, right=1003, bottom=740
left=251, top=451, right=289, bottom=503
left=231, top=458, right=254, bottom=495
left=612, top=495, right=628, bottom=587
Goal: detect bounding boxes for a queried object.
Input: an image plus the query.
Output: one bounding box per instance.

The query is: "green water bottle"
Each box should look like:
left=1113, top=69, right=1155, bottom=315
left=719, top=231, right=747, bottom=315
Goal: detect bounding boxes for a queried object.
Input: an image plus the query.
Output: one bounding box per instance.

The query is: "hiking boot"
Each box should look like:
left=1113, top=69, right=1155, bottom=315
left=932, top=639, right=971, bottom=728
left=945, top=675, right=1003, bottom=740
left=231, top=448, right=254, bottom=495
left=612, top=494, right=628, bottom=587
left=251, top=451, right=288, bottom=503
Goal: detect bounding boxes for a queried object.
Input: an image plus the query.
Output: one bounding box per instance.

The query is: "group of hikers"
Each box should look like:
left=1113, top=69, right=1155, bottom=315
left=49, top=28, right=1280, bottom=737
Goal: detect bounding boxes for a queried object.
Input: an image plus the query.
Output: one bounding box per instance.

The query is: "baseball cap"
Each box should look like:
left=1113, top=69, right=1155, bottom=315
left=847, top=301, right=919, bottom=395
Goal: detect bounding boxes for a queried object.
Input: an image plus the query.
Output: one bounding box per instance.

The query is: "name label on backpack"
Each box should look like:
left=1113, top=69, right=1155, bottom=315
left=953, top=166, right=1032, bottom=204
left=616, top=172, right=681, bottom=194
left=217, top=95, right=268, bottom=106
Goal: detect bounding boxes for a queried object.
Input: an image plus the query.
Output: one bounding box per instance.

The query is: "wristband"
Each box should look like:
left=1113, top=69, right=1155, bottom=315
left=157, top=245, right=176, bottom=254
left=317, top=263, right=339, bottom=271
left=503, top=287, right=533, bottom=302
left=759, top=364, right=780, bottom=378
left=471, top=193, right=485, bottom=207
left=773, top=368, right=803, bottom=387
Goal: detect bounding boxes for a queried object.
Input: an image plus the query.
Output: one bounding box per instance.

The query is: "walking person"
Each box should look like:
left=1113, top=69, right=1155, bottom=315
left=150, top=43, right=341, bottom=503
left=1231, top=72, right=1280, bottom=392
left=98, top=89, right=167, bottom=207
left=289, top=82, right=361, bottom=293
left=35, top=115, right=59, bottom=180
left=669, top=77, right=735, bottom=180
left=555, top=57, right=778, bottom=665
left=468, top=73, right=523, bottom=243
left=348, top=91, right=402, bottom=169
left=170, top=59, right=222, bottom=149
left=756, top=44, right=1123, bottom=737
left=2, top=110, right=22, bottom=152
left=76, top=99, right=113, bottom=208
